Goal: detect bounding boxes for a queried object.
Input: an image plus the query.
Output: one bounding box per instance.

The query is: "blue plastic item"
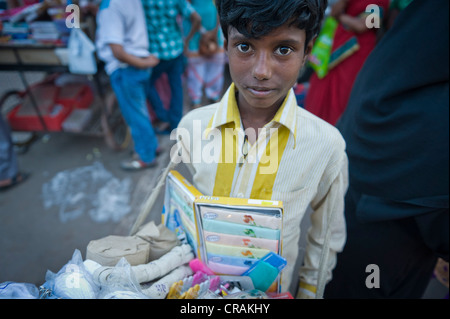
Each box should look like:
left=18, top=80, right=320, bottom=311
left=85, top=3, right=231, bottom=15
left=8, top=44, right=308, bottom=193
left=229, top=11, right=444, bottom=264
left=241, top=252, right=287, bottom=292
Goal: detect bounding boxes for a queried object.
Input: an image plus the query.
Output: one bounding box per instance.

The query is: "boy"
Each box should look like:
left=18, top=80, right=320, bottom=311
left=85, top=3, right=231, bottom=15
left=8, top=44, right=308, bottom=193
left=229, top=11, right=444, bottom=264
left=96, top=0, right=160, bottom=170
left=175, top=0, right=348, bottom=298
left=141, top=0, right=201, bottom=133
left=183, top=0, right=226, bottom=109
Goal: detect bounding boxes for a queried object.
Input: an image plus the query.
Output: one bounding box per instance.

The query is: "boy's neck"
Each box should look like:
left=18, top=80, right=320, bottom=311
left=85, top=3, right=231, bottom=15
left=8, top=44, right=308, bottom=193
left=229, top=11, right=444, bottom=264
left=236, top=91, right=284, bottom=143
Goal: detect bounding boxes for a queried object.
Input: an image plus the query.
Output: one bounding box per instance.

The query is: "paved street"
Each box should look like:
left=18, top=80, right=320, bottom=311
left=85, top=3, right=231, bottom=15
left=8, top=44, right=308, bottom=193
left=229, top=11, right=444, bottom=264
left=0, top=70, right=191, bottom=289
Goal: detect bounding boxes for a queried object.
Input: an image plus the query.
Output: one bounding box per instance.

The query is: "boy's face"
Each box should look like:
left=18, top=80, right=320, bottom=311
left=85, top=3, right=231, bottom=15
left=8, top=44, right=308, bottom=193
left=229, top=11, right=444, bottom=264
left=225, top=23, right=312, bottom=112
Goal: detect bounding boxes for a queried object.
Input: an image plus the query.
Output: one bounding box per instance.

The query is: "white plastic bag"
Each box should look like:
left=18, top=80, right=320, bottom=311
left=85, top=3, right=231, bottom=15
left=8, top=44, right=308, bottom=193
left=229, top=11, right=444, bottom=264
left=41, top=249, right=100, bottom=299
left=42, top=162, right=132, bottom=224
left=94, top=258, right=149, bottom=299
left=68, top=28, right=97, bottom=75
left=0, top=282, right=39, bottom=299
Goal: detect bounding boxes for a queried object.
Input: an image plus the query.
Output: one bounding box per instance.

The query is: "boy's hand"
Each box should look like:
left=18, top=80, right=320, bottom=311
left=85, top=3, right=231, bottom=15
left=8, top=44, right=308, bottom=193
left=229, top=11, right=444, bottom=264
left=109, top=43, right=159, bottom=69
left=330, top=0, right=349, bottom=18
left=140, top=55, right=160, bottom=69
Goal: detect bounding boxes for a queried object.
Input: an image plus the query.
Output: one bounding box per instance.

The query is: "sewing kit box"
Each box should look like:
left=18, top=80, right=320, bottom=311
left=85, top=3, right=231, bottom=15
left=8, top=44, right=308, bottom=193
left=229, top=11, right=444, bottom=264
left=162, top=170, right=284, bottom=292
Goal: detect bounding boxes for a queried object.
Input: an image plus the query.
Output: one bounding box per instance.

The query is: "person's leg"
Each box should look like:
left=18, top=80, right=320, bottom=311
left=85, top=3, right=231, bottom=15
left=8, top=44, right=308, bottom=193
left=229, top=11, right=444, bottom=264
left=110, top=67, right=158, bottom=165
left=204, top=53, right=225, bottom=103
left=146, top=60, right=170, bottom=123
left=165, top=54, right=185, bottom=130
left=186, top=56, right=206, bottom=107
left=0, top=115, right=19, bottom=185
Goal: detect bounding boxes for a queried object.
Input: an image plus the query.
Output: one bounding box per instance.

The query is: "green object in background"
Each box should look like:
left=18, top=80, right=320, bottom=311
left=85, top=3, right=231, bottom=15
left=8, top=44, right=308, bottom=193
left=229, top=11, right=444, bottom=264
left=308, top=16, right=339, bottom=79
left=390, top=0, right=414, bottom=11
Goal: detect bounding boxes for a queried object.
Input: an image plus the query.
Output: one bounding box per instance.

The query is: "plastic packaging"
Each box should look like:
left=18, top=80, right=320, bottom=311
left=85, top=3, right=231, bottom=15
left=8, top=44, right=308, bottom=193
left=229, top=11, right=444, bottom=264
left=42, top=161, right=132, bottom=224
left=141, top=265, right=193, bottom=299
left=308, top=16, right=339, bottom=79
left=224, top=289, right=268, bottom=299
left=189, top=258, right=215, bottom=276
left=167, top=280, right=184, bottom=299
left=89, top=177, right=132, bottom=223
left=241, top=252, right=287, bottom=292
left=95, top=258, right=149, bottom=299
left=40, top=249, right=100, bottom=299
left=167, top=271, right=218, bottom=299
left=0, top=282, right=39, bottom=299
left=131, top=244, right=194, bottom=284
left=219, top=276, right=255, bottom=291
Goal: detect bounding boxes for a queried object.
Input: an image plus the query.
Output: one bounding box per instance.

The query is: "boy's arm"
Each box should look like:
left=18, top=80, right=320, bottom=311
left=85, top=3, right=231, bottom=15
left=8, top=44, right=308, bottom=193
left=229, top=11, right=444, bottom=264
left=329, top=0, right=371, bottom=34
left=200, top=12, right=220, bottom=44
left=297, top=152, right=348, bottom=299
left=336, top=14, right=371, bottom=34
left=109, top=44, right=159, bottom=69
left=182, top=1, right=201, bottom=50
left=184, top=11, right=202, bottom=50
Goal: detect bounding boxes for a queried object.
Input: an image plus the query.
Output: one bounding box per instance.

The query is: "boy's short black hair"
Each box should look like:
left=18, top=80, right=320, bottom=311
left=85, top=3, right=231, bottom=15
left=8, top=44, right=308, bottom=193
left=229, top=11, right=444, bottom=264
left=216, top=0, right=328, bottom=48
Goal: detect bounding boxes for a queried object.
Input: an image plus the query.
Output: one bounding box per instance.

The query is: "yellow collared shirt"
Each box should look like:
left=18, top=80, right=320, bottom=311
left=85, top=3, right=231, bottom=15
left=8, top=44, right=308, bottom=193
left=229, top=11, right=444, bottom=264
left=176, top=83, right=348, bottom=294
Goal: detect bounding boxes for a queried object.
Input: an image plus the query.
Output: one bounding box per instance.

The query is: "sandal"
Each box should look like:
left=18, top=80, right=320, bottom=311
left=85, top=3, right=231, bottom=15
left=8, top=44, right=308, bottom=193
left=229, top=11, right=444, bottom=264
left=153, top=121, right=171, bottom=135
left=120, top=159, right=157, bottom=171
left=0, top=172, right=30, bottom=192
left=130, top=147, right=164, bottom=160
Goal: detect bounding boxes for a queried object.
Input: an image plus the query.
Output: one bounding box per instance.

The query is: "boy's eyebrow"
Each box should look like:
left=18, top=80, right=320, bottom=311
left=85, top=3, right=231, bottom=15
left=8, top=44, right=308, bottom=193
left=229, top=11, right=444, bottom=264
left=230, top=34, right=303, bottom=47
left=228, top=28, right=304, bottom=46
left=228, top=31, right=249, bottom=42
left=277, top=39, right=303, bottom=47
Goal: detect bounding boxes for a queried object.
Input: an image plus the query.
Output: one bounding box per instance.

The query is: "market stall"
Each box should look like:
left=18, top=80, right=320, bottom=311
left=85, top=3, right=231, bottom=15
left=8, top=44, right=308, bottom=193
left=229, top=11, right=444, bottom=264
left=0, top=168, right=294, bottom=300
left=0, top=0, right=130, bottom=151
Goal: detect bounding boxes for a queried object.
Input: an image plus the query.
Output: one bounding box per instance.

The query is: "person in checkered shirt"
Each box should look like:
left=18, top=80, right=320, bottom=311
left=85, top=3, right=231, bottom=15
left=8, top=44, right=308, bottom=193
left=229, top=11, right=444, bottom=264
left=142, top=0, right=201, bottom=133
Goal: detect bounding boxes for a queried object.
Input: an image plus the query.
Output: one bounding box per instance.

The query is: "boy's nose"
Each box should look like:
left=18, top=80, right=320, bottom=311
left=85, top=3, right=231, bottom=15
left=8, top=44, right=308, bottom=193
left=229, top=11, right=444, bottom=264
left=252, top=52, right=272, bottom=81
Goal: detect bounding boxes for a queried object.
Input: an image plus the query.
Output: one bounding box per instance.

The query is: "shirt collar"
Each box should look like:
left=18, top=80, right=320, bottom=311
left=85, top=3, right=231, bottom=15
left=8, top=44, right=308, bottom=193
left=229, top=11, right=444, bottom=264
left=204, top=83, right=298, bottom=147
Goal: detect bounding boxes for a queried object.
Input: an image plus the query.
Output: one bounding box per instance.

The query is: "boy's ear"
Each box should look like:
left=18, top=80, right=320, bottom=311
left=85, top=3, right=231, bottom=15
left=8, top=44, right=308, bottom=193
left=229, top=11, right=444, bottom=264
left=306, top=38, right=315, bottom=55
left=302, top=39, right=315, bottom=65
left=224, top=38, right=228, bottom=53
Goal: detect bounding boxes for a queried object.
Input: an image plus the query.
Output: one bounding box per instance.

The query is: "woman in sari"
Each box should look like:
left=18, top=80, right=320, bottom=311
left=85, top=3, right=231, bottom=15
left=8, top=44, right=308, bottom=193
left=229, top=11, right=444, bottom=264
left=305, top=0, right=389, bottom=125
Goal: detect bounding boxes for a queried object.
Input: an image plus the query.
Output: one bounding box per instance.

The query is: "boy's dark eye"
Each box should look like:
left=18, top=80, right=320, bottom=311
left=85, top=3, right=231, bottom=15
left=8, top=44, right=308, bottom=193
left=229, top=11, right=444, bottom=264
left=237, top=43, right=251, bottom=53
left=276, top=46, right=293, bottom=56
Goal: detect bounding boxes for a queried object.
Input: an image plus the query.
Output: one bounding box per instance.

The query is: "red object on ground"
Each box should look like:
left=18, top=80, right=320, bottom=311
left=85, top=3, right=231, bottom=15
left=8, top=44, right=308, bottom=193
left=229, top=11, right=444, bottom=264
left=7, top=81, right=94, bottom=132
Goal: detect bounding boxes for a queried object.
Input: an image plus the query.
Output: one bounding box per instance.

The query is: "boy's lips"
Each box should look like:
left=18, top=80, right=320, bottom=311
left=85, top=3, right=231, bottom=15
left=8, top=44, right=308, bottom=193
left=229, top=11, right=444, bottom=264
left=246, top=86, right=275, bottom=97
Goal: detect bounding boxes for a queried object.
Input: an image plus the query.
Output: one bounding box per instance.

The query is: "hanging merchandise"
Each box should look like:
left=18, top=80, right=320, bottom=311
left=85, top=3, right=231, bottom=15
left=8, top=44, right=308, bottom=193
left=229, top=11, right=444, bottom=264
left=308, top=16, right=338, bottom=79
left=67, top=28, right=97, bottom=75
